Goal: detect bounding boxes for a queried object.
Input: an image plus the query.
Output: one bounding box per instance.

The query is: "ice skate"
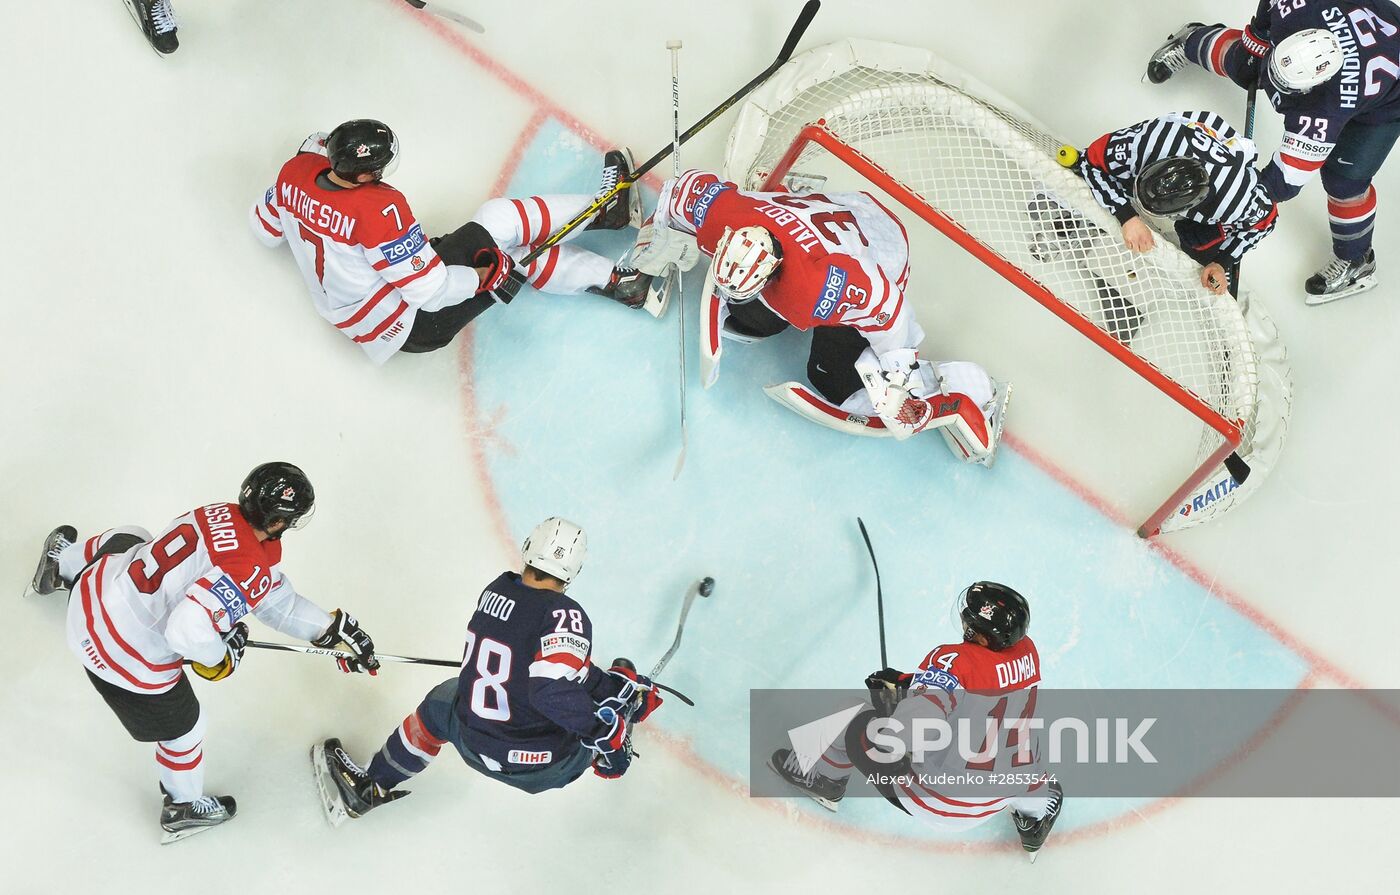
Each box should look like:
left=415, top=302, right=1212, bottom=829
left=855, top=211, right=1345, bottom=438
left=1304, top=249, right=1377, bottom=305
left=588, top=265, right=653, bottom=309
left=160, top=790, right=236, bottom=844
left=642, top=264, right=677, bottom=318
left=588, top=148, right=642, bottom=231
left=123, top=0, right=180, bottom=56
left=1012, top=779, right=1064, bottom=863
left=29, top=525, right=76, bottom=595
left=975, top=379, right=1013, bottom=469
left=767, top=747, right=847, bottom=812
left=312, top=737, right=406, bottom=827
left=1145, top=23, right=1203, bottom=84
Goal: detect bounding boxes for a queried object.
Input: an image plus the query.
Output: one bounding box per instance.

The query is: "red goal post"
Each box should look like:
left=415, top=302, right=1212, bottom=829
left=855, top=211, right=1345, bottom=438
left=723, top=40, right=1291, bottom=536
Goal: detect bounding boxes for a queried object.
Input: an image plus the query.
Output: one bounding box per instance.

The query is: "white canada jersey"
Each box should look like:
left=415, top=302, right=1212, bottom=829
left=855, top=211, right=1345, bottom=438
left=250, top=134, right=481, bottom=364
left=65, top=503, right=332, bottom=693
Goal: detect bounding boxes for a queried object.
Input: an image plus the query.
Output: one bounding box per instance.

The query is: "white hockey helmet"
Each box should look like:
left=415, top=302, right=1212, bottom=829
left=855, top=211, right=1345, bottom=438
left=1268, top=29, right=1345, bottom=94
left=711, top=226, right=782, bottom=301
left=521, top=517, right=587, bottom=586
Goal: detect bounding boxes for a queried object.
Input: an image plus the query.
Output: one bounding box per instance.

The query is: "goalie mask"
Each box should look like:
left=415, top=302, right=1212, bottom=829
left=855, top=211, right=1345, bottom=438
left=710, top=226, right=782, bottom=302
left=958, top=581, right=1029, bottom=651
left=1136, top=156, right=1209, bottom=217
left=1268, top=29, right=1345, bottom=95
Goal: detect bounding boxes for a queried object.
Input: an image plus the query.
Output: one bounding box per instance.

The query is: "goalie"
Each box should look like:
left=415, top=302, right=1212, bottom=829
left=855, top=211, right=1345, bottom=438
left=630, top=169, right=1010, bottom=464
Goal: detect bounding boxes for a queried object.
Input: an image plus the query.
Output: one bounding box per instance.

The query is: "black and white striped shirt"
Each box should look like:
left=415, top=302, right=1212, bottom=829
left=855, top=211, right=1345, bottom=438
left=1078, top=111, right=1278, bottom=263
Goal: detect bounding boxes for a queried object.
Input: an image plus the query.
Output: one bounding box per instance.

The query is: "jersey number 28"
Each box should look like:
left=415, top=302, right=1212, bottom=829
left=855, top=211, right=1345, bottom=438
left=461, top=631, right=513, bottom=722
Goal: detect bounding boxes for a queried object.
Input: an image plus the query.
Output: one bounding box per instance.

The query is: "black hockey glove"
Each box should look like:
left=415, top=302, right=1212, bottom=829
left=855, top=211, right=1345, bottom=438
left=312, top=609, right=379, bottom=674
left=864, top=667, right=911, bottom=717
left=191, top=622, right=249, bottom=682
left=492, top=267, right=528, bottom=304
left=473, top=247, right=517, bottom=295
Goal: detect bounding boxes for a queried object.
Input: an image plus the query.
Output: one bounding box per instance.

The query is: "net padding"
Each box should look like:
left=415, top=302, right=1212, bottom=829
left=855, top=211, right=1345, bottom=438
left=724, top=40, right=1291, bottom=534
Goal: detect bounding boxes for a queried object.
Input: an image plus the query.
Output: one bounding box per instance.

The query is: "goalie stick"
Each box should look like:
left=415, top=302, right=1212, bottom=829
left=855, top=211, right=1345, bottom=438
left=492, top=0, right=821, bottom=303
left=400, top=0, right=486, bottom=33
left=668, top=39, right=689, bottom=480
left=205, top=640, right=696, bottom=705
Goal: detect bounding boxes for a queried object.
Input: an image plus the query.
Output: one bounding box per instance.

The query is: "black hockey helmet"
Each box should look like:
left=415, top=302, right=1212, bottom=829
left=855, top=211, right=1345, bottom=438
left=959, top=581, right=1029, bottom=651
left=1135, top=156, right=1209, bottom=217
left=327, top=119, right=399, bottom=180
left=239, top=462, right=315, bottom=538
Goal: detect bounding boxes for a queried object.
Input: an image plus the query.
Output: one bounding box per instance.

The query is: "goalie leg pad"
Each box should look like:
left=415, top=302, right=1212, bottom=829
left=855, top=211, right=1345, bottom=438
left=927, top=393, right=993, bottom=462
left=764, top=382, right=893, bottom=438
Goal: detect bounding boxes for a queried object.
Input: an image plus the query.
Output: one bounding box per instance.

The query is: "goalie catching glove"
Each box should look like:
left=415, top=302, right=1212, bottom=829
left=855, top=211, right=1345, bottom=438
left=191, top=622, right=249, bottom=682
left=311, top=609, right=379, bottom=674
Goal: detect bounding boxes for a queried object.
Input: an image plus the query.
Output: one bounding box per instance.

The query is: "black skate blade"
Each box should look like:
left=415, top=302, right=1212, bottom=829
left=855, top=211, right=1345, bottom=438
left=765, top=757, right=840, bottom=812
left=310, top=743, right=349, bottom=828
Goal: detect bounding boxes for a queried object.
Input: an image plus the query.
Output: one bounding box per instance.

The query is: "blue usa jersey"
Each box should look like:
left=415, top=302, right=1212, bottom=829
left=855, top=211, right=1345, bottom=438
left=453, top=572, right=614, bottom=770
left=1252, top=1, right=1400, bottom=197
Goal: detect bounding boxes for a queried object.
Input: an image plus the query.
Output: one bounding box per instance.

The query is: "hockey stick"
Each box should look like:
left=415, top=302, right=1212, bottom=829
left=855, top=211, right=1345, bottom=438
left=668, top=39, right=689, bottom=481
left=205, top=640, right=697, bottom=705
left=401, top=0, right=486, bottom=33
left=856, top=518, right=888, bottom=669
left=650, top=576, right=715, bottom=680
left=1226, top=74, right=1261, bottom=300
left=492, top=0, right=821, bottom=302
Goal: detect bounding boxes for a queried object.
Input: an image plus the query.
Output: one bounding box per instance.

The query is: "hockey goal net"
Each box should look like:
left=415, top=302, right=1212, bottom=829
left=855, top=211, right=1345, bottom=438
left=723, top=39, right=1291, bottom=536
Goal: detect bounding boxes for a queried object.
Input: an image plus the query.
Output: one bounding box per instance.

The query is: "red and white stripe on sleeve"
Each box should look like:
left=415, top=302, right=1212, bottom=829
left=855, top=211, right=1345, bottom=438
left=529, top=630, right=591, bottom=682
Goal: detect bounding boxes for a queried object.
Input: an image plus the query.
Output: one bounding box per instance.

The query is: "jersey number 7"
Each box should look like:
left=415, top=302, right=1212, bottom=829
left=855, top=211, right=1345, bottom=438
left=297, top=223, right=326, bottom=285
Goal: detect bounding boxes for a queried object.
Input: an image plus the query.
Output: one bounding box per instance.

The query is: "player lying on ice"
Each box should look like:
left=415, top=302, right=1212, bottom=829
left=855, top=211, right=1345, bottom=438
left=28, top=462, right=381, bottom=843
left=1071, top=111, right=1280, bottom=296
left=1147, top=3, right=1400, bottom=304
left=768, top=582, right=1064, bottom=863
left=310, top=517, right=663, bottom=824
left=628, top=169, right=1010, bottom=463
left=250, top=119, right=655, bottom=364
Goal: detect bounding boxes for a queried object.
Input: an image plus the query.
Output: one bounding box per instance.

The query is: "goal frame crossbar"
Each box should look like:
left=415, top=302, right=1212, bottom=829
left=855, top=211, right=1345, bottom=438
left=761, top=124, right=1241, bottom=537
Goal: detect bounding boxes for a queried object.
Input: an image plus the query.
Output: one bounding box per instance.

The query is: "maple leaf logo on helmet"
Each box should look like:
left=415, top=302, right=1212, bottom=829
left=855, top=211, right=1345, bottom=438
left=280, top=486, right=297, bottom=501
left=355, top=143, right=371, bottom=158
left=979, top=604, right=997, bottom=620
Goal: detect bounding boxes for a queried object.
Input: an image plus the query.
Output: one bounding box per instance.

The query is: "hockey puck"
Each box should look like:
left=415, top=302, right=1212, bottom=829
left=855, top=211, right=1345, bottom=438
left=699, top=576, right=715, bottom=597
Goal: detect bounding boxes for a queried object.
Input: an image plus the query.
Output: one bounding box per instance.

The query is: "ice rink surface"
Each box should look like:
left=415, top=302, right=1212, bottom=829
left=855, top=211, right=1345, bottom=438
left=2, top=1, right=1396, bottom=891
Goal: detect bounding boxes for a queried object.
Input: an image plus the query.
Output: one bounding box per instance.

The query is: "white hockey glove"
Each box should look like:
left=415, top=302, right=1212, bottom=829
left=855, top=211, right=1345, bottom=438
left=630, top=217, right=702, bottom=277
left=299, top=132, right=330, bottom=156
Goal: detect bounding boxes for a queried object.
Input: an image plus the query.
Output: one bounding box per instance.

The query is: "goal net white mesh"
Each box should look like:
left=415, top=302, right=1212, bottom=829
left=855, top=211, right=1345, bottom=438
left=723, top=40, right=1291, bottom=535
